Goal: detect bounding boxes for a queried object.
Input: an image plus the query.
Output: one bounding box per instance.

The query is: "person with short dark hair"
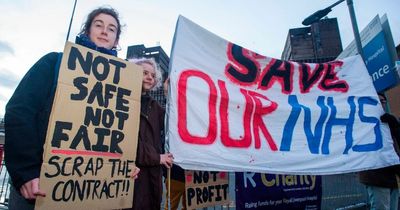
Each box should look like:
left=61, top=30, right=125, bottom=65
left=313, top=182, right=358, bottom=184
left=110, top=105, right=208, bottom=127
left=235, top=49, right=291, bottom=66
left=4, top=6, right=140, bottom=210
left=359, top=93, right=400, bottom=210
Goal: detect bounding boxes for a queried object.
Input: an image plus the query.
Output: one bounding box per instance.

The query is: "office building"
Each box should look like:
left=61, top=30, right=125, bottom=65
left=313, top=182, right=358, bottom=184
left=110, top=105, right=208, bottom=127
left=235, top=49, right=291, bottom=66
left=281, top=18, right=343, bottom=63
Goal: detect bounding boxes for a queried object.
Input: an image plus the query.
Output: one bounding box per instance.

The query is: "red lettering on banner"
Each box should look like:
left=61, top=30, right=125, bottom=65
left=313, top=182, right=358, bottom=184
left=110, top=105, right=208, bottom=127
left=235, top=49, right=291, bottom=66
left=259, top=59, right=294, bottom=94
left=299, top=63, right=325, bottom=93
left=247, top=91, right=278, bottom=150
left=224, top=43, right=349, bottom=94
left=218, top=80, right=253, bottom=148
left=178, top=70, right=218, bottom=144
left=177, top=70, right=279, bottom=150
left=224, top=43, right=265, bottom=86
left=319, top=61, right=348, bottom=92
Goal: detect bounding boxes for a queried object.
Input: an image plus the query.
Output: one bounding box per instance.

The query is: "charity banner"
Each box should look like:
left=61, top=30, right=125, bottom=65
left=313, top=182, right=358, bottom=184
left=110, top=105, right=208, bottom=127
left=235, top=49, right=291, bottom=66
left=167, top=16, right=400, bottom=174
left=235, top=172, right=321, bottom=210
left=185, top=170, right=229, bottom=209
left=36, top=42, right=142, bottom=210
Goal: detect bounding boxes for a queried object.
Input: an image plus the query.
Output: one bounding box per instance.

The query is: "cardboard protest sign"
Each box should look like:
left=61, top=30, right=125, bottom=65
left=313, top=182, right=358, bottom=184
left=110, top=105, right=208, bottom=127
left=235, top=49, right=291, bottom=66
left=236, top=172, right=322, bottom=209
left=185, top=170, right=229, bottom=209
left=168, top=16, right=400, bottom=174
left=36, top=42, right=142, bottom=210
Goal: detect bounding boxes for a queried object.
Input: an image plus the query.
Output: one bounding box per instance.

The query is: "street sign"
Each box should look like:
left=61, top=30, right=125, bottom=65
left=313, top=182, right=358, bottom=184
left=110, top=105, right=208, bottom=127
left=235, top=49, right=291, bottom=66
left=337, top=15, right=399, bottom=92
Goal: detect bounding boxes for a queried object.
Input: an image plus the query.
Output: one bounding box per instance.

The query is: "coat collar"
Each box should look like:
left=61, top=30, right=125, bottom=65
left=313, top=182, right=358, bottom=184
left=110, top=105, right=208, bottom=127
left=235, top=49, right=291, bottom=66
left=75, top=34, right=118, bottom=56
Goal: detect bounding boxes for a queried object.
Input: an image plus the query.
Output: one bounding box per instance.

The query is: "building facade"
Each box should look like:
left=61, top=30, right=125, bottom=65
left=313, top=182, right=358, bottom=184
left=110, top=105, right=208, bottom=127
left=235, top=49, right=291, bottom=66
left=281, top=18, right=343, bottom=63
left=386, top=44, right=400, bottom=118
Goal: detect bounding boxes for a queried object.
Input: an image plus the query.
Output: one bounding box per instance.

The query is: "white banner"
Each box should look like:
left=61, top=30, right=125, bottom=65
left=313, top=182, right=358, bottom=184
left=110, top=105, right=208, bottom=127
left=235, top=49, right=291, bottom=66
left=167, top=16, right=399, bottom=175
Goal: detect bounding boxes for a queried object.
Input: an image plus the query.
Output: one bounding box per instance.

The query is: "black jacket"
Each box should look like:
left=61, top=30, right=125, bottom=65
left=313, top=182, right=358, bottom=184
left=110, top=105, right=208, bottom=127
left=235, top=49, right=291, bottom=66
left=5, top=52, right=60, bottom=190
left=127, top=95, right=165, bottom=210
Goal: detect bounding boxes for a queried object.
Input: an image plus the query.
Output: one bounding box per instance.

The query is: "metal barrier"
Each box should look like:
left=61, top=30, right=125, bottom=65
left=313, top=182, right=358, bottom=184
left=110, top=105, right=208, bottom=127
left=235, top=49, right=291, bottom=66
left=0, top=146, right=9, bottom=207
left=321, top=173, right=368, bottom=210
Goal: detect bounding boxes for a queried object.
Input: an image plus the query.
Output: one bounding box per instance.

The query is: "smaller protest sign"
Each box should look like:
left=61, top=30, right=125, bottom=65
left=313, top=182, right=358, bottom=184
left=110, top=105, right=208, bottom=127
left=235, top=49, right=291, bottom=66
left=185, top=170, right=229, bottom=209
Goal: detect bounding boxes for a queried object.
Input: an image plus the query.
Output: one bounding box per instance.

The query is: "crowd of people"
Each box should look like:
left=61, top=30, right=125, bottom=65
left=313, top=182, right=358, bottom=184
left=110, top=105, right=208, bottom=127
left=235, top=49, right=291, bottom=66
left=3, top=5, right=400, bottom=210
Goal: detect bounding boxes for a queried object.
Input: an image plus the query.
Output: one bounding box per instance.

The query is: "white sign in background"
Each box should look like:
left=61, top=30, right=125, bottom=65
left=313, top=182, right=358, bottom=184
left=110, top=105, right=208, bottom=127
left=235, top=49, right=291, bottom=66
left=167, top=16, right=399, bottom=175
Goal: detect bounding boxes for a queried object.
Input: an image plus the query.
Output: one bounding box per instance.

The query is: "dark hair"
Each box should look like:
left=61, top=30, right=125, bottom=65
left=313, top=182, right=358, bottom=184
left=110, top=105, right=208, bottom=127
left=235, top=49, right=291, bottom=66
left=79, top=7, right=122, bottom=42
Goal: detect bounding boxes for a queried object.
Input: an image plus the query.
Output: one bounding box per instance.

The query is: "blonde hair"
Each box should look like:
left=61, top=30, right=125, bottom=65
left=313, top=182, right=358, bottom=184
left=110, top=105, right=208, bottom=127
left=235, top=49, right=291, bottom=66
left=128, top=57, right=163, bottom=90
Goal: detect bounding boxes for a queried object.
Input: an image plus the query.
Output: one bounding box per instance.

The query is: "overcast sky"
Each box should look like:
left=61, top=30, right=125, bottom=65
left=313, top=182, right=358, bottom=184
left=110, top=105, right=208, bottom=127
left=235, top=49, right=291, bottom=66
left=0, top=0, right=399, bottom=117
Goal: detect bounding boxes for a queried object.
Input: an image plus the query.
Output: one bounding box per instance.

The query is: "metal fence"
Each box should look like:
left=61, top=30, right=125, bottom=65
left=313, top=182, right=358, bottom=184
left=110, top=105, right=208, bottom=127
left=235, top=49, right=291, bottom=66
left=0, top=149, right=10, bottom=208
left=321, top=173, right=368, bottom=209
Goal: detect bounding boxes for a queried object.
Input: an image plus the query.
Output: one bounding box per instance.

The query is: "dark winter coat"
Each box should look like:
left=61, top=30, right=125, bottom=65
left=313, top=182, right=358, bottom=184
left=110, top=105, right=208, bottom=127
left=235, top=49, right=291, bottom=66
left=128, top=94, right=165, bottom=210
left=359, top=113, right=400, bottom=188
left=4, top=52, right=59, bottom=190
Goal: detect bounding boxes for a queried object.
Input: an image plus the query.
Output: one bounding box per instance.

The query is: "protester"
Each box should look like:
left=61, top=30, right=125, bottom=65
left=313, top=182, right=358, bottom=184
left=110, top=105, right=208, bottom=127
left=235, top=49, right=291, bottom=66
left=126, top=57, right=173, bottom=210
left=4, top=6, right=139, bottom=210
left=359, top=93, right=400, bottom=210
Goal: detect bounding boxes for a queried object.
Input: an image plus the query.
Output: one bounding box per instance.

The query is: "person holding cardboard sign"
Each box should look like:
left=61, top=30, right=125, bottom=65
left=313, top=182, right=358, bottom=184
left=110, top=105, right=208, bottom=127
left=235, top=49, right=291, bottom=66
left=5, top=6, right=139, bottom=210
left=124, top=58, right=173, bottom=210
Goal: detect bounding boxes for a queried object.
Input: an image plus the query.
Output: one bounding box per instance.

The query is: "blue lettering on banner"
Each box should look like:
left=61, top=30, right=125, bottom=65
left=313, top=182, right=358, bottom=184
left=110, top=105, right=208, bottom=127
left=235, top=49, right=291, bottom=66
left=280, top=95, right=381, bottom=154
left=352, top=97, right=382, bottom=152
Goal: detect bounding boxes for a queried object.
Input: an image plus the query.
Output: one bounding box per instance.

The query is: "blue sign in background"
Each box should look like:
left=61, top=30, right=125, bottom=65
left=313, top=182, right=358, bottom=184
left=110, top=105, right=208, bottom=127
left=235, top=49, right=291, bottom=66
left=363, top=31, right=397, bottom=92
left=236, top=173, right=322, bottom=210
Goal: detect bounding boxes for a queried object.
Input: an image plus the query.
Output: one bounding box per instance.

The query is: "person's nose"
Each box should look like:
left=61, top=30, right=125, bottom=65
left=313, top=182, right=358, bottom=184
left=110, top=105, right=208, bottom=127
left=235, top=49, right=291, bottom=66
left=101, top=27, right=108, bottom=36
left=144, top=75, right=152, bottom=81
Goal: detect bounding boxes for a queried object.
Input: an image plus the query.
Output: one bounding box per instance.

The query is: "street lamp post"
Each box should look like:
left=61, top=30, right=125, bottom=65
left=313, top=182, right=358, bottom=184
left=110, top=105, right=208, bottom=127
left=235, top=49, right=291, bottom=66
left=302, top=0, right=364, bottom=61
